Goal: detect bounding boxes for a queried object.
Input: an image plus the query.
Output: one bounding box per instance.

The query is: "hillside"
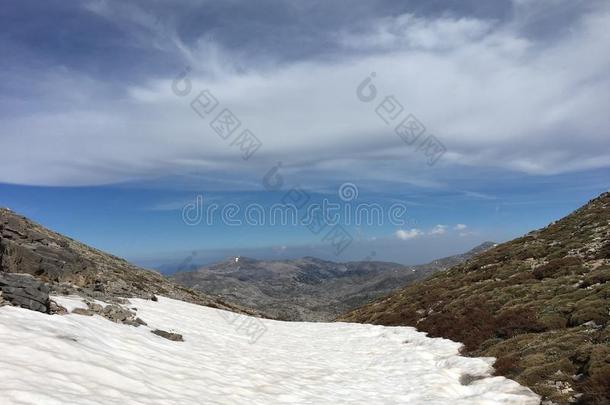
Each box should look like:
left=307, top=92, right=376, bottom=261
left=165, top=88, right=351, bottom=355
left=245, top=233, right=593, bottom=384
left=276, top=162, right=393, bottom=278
left=340, top=192, right=610, bottom=404
left=0, top=208, right=258, bottom=316
left=171, top=243, right=494, bottom=321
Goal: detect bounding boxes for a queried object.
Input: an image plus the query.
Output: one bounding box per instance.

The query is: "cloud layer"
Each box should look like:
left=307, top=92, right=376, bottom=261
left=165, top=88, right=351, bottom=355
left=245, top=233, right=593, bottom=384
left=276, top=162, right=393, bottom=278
left=1, top=0, right=609, bottom=188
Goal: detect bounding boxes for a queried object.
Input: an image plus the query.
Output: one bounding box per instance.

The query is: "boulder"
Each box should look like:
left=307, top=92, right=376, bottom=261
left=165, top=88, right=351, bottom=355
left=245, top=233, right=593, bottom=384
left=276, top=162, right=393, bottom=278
left=151, top=329, right=184, bottom=342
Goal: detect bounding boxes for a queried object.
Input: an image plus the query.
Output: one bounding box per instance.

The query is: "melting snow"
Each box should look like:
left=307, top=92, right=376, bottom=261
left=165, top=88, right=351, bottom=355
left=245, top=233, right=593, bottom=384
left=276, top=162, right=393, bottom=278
left=0, top=296, right=539, bottom=404
left=50, top=295, right=89, bottom=312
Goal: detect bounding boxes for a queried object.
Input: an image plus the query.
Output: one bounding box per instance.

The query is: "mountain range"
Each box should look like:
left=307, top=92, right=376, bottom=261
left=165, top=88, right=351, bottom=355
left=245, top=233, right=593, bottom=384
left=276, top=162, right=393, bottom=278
left=171, top=242, right=494, bottom=321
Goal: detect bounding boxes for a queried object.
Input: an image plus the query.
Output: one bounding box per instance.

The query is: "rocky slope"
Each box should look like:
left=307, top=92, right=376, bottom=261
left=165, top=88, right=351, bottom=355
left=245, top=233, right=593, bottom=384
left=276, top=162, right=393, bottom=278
left=339, top=192, right=610, bottom=404
left=171, top=243, right=494, bottom=321
left=0, top=208, right=258, bottom=316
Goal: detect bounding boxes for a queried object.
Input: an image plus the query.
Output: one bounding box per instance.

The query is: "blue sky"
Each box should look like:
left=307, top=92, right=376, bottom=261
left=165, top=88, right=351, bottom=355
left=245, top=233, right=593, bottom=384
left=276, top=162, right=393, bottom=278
left=1, top=0, right=609, bottom=269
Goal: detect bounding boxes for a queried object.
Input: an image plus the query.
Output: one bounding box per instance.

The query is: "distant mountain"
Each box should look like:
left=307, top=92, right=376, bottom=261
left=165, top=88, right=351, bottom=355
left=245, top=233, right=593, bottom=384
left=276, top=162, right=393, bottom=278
left=0, top=208, right=258, bottom=316
left=171, top=243, right=494, bottom=321
left=339, top=192, right=610, bottom=404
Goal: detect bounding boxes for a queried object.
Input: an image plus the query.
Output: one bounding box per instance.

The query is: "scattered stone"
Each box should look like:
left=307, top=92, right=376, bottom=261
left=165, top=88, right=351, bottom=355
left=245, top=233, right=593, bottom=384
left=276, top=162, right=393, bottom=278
left=151, top=329, right=184, bottom=342
left=88, top=302, right=104, bottom=313
left=151, top=295, right=158, bottom=302
left=459, top=374, right=486, bottom=386
left=48, top=300, right=68, bottom=315
left=57, top=334, right=78, bottom=342
left=102, top=304, right=133, bottom=323
left=93, top=279, right=104, bottom=292
left=581, top=320, right=602, bottom=329
left=551, top=380, right=574, bottom=395
left=67, top=301, right=147, bottom=327
left=72, top=308, right=93, bottom=316
left=113, top=297, right=129, bottom=305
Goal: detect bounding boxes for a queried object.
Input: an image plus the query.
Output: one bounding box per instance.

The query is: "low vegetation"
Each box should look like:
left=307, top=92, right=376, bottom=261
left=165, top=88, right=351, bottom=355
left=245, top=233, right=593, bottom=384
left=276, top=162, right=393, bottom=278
left=340, top=192, right=610, bottom=404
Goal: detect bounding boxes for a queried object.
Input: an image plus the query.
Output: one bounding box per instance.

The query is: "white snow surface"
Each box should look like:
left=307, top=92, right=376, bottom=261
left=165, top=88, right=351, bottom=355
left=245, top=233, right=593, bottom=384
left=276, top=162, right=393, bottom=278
left=50, top=295, right=89, bottom=312
left=0, top=296, right=540, bottom=405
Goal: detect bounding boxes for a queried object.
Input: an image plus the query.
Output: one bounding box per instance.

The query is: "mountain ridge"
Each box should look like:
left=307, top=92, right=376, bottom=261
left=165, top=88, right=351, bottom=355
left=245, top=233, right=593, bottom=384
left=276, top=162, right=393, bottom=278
left=0, top=207, right=260, bottom=316
left=171, top=242, right=495, bottom=321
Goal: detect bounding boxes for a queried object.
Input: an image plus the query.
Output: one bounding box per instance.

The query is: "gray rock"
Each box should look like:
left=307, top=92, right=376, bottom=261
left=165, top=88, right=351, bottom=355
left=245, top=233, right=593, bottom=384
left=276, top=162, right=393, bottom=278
left=151, top=329, right=184, bottom=342
left=133, top=317, right=148, bottom=327
left=72, top=307, right=93, bottom=316
left=48, top=300, right=68, bottom=315
left=71, top=302, right=146, bottom=327
left=0, top=273, right=50, bottom=313
left=102, top=304, right=133, bottom=323
left=89, top=302, right=104, bottom=313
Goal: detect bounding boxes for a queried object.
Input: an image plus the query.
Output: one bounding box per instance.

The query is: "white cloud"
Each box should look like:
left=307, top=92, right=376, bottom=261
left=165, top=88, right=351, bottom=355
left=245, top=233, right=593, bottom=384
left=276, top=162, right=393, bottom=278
left=1, top=2, right=610, bottom=186
left=395, top=229, right=423, bottom=240
left=454, top=224, right=468, bottom=231
left=337, top=14, right=493, bottom=52
left=429, top=225, right=448, bottom=235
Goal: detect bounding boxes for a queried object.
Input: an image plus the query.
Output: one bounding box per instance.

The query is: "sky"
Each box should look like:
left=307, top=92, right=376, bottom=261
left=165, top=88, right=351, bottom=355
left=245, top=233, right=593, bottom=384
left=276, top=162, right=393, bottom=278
left=1, top=0, right=609, bottom=270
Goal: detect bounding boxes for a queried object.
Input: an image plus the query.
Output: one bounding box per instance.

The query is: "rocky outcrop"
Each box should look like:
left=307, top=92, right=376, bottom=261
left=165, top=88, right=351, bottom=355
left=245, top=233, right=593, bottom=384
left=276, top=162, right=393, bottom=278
left=69, top=301, right=148, bottom=326
left=0, top=208, right=262, bottom=317
left=0, top=273, right=50, bottom=313
left=151, top=329, right=184, bottom=342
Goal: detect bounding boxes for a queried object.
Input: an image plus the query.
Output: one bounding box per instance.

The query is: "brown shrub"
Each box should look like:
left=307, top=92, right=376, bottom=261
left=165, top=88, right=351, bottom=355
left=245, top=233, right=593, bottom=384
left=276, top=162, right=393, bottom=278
left=374, top=310, right=417, bottom=326
left=579, top=365, right=610, bottom=404
left=569, top=303, right=610, bottom=327
left=581, top=267, right=610, bottom=288
left=493, top=355, right=521, bottom=376
left=417, top=303, right=546, bottom=352
left=533, top=257, right=583, bottom=280
left=494, top=308, right=546, bottom=339
left=418, top=306, right=497, bottom=351
left=539, top=313, right=569, bottom=330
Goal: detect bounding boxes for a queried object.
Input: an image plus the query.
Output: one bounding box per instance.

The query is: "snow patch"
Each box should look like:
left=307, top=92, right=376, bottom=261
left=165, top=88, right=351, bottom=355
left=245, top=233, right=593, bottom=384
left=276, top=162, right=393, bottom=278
left=50, top=295, right=89, bottom=312
left=0, top=297, right=539, bottom=404
left=50, top=295, right=108, bottom=313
